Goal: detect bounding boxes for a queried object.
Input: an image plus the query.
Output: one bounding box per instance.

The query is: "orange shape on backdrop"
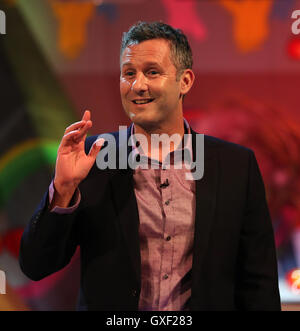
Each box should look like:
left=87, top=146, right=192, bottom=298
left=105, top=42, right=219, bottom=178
left=50, top=0, right=95, bottom=59
left=4, top=0, right=17, bottom=6
left=286, top=269, right=300, bottom=293
left=0, top=283, right=29, bottom=311
left=219, top=0, right=273, bottom=53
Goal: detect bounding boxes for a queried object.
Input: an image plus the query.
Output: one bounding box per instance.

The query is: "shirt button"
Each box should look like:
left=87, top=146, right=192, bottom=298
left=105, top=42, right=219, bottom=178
left=132, top=289, right=137, bottom=297
left=166, top=236, right=171, bottom=241
left=163, top=274, right=169, bottom=280
left=165, top=200, right=170, bottom=206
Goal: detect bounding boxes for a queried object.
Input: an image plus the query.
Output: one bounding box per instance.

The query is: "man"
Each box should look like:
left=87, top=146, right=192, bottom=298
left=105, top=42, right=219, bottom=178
left=19, top=21, right=281, bottom=311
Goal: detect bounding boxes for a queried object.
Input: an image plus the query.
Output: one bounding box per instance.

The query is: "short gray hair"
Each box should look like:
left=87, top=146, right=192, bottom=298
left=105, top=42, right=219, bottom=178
left=120, top=21, right=193, bottom=77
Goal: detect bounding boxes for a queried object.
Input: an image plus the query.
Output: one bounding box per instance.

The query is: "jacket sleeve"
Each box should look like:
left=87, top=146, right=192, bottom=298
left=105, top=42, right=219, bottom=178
left=19, top=188, right=80, bottom=281
left=19, top=136, right=98, bottom=281
left=235, top=150, right=281, bottom=310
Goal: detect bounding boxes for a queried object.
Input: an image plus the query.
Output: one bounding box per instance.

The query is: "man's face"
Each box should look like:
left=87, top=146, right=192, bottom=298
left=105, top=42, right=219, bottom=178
left=120, top=39, right=185, bottom=130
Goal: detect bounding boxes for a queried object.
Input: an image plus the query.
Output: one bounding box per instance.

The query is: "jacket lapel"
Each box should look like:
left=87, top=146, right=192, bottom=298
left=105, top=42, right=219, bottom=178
left=191, top=132, right=219, bottom=290
left=109, top=126, right=141, bottom=285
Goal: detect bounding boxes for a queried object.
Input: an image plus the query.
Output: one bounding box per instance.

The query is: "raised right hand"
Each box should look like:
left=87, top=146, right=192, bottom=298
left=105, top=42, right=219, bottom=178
left=52, top=110, right=104, bottom=207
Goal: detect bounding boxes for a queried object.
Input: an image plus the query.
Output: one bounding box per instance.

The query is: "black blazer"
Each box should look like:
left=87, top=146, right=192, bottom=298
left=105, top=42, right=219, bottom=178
left=19, top=126, right=281, bottom=310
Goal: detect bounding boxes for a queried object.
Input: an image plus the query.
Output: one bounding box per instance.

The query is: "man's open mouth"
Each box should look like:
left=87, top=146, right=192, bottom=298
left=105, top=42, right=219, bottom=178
left=132, top=98, right=155, bottom=105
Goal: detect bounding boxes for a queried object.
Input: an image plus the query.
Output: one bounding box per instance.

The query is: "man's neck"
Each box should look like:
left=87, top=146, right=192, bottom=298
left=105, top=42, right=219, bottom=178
left=133, top=118, right=185, bottom=162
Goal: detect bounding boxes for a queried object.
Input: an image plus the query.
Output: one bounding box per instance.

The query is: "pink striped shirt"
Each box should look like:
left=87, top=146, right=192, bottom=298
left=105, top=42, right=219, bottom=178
left=131, top=121, right=196, bottom=311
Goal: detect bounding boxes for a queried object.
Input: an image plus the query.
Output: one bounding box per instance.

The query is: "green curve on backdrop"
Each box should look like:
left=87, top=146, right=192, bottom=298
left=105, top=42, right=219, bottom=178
left=0, top=140, right=59, bottom=208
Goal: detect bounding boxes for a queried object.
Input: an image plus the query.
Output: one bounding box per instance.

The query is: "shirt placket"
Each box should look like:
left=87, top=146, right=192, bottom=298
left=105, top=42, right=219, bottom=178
left=158, top=167, right=174, bottom=310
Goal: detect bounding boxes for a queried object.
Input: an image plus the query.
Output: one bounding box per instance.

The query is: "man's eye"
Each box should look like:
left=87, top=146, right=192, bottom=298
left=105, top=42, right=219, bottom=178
left=148, top=70, right=159, bottom=76
left=124, top=71, right=135, bottom=77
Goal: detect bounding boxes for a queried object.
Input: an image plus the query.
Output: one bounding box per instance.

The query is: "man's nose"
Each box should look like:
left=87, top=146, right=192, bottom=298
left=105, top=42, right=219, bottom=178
left=131, top=72, right=148, bottom=94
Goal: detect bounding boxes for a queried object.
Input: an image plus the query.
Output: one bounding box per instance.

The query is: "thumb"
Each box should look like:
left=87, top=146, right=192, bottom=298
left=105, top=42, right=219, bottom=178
left=88, top=137, right=105, bottom=159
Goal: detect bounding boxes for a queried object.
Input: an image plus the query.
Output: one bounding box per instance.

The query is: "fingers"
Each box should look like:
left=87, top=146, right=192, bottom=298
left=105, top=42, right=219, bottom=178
left=88, top=138, right=105, bottom=159
left=65, top=110, right=92, bottom=134
left=60, top=130, right=81, bottom=147
left=74, top=120, right=92, bottom=141
left=62, top=121, right=90, bottom=144
left=60, top=109, right=97, bottom=150
left=82, top=109, right=91, bottom=122
left=65, top=120, right=86, bottom=134
left=63, top=110, right=93, bottom=144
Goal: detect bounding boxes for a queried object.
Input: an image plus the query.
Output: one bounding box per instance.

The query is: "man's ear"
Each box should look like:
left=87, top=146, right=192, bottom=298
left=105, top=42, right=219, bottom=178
left=180, top=69, right=195, bottom=96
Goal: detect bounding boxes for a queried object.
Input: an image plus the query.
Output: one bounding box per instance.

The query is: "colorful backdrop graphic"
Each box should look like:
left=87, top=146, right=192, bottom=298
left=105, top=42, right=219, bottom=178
left=1, top=0, right=300, bottom=310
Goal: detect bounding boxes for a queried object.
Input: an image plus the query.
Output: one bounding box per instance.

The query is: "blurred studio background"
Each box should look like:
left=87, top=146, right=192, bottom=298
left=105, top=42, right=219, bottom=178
left=0, top=0, right=300, bottom=310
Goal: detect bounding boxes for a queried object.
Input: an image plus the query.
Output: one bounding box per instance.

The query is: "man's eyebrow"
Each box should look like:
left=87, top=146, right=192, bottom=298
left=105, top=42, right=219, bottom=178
left=143, top=61, right=162, bottom=67
left=121, top=61, right=162, bottom=68
left=121, top=62, right=133, bottom=67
